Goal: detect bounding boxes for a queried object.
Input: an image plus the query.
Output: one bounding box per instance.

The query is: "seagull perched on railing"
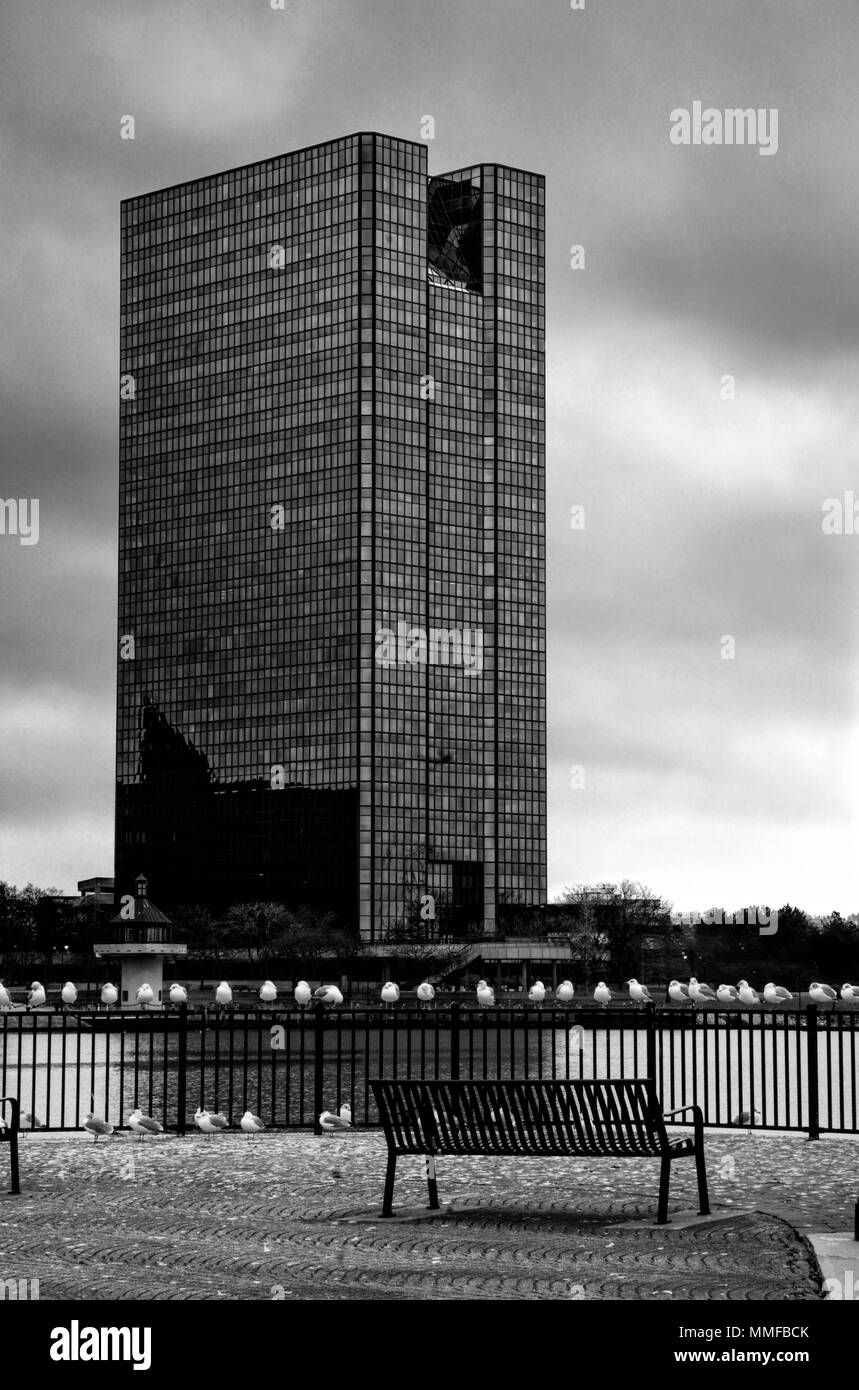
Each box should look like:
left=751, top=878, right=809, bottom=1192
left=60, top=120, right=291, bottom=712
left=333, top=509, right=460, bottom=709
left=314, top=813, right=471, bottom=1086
left=840, top=983, right=859, bottom=1003
left=809, top=982, right=837, bottom=1010
left=416, top=981, right=436, bottom=1008
left=476, top=980, right=495, bottom=1009
left=594, top=982, right=612, bottom=1008
left=260, top=981, right=278, bottom=1005
left=738, top=979, right=761, bottom=1007
left=763, top=982, right=793, bottom=1008
left=627, top=979, right=652, bottom=1006
left=294, top=980, right=312, bottom=1008
left=136, top=983, right=154, bottom=1008
left=215, top=981, right=233, bottom=1007
left=27, top=981, right=46, bottom=1010
left=101, top=983, right=118, bottom=1009
left=689, top=978, right=717, bottom=1007
left=528, top=981, right=547, bottom=1007
left=194, top=1108, right=229, bottom=1138
left=314, top=984, right=344, bottom=1007
left=556, top=980, right=575, bottom=1004
left=169, top=983, right=188, bottom=1007
left=240, top=1110, right=265, bottom=1139
left=83, top=1113, right=114, bottom=1142
left=668, top=980, right=691, bottom=1005
left=127, top=1109, right=164, bottom=1140
left=381, top=982, right=400, bottom=1009
left=716, top=984, right=739, bottom=1004
left=319, top=1104, right=352, bottom=1132
left=60, top=981, right=77, bottom=1008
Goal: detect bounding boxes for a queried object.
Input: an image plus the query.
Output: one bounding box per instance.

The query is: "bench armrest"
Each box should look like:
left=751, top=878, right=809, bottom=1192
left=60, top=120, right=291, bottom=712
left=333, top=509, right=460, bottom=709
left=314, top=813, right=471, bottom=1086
left=662, top=1104, right=701, bottom=1120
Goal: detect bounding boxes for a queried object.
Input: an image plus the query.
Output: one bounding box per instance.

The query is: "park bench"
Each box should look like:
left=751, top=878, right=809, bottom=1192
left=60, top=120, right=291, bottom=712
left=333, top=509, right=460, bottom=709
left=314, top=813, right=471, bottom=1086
left=0, top=1096, right=21, bottom=1195
left=370, top=1078, right=709, bottom=1226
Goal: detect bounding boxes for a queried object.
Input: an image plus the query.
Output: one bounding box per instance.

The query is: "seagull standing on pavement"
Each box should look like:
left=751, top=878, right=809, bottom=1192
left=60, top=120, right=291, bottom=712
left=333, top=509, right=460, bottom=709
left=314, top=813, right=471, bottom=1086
left=127, top=1109, right=164, bottom=1140
left=215, top=981, right=233, bottom=1007
left=627, top=979, right=652, bottom=1006
left=381, top=982, right=400, bottom=1009
left=594, top=982, right=612, bottom=1008
left=260, top=980, right=278, bottom=1005
left=716, top=984, right=739, bottom=1004
left=840, top=983, right=859, bottom=1004
left=194, top=1108, right=229, bottom=1138
left=28, top=981, right=46, bottom=1010
left=763, top=982, right=794, bottom=1008
left=556, top=980, right=575, bottom=1004
left=809, top=982, right=837, bottom=1010
left=416, top=981, right=436, bottom=1008
left=60, top=981, right=77, bottom=1008
left=0, top=983, right=11, bottom=1010
left=476, top=980, right=495, bottom=1009
left=528, top=981, right=547, bottom=1007
left=689, top=978, right=717, bottom=1007
left=136, top=983, right=154, bottom=1008
left=169, top=983, right=188, bottom=1007
left=738, top=980, right=761, bottom=1007
left=83, top=1113, right=114, bottom=1142
left=314, top=984, right=344, bottom=1007
left=294, top=980, right=312, bottom=1008
left=101, top=983, right=118, bottom=1009
left=668, top=980, right=691, bottom=1005
left=319, top=1104, right=352, bottom=1131
left=240, top=1110, right=266, bottom=1139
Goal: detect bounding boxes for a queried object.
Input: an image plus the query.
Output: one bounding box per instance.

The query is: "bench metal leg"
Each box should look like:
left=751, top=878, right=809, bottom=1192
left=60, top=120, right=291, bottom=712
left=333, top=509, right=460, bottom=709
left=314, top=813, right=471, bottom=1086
left=425, top=1154, right=439, bottom=1210
left=695, top=1140, right=710, bottom=1216
left=657, top=1154, right=671, bottom=1224
left=8, top=1138, right=20, bottom=1196
left=381, top=1151, right=397, bottom=1217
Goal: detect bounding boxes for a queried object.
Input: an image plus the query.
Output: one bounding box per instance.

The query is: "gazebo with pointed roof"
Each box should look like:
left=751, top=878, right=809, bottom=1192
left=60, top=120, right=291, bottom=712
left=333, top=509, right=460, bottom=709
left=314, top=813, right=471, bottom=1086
left=93, top=873, right=187, bottom=1009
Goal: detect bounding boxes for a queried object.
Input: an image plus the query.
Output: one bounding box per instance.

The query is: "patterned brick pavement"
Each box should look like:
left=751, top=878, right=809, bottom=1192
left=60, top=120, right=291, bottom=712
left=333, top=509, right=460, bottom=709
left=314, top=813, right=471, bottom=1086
left=0, top=1129, right=854, bottom=1300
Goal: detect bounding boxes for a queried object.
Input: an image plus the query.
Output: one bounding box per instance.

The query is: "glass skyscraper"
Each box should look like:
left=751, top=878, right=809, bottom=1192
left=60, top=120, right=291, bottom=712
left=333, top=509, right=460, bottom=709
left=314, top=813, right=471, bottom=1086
left=116, top=132, right=545, bottom=941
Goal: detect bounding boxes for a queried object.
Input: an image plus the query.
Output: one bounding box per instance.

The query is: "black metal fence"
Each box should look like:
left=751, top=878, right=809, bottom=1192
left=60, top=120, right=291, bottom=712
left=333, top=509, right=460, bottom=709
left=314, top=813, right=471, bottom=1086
left=1, top=1003, right=857, bottom=1137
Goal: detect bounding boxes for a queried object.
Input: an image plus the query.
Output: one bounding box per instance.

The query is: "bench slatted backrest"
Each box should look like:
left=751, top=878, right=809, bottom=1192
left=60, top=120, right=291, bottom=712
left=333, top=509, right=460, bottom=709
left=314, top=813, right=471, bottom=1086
left=370, top=1080, right=669, bottom=1158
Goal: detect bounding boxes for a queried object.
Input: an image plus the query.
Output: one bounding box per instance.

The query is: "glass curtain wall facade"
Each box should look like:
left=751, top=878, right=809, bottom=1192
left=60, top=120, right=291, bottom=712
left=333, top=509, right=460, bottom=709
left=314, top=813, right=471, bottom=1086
left=116, top=133, right=545, bottom=940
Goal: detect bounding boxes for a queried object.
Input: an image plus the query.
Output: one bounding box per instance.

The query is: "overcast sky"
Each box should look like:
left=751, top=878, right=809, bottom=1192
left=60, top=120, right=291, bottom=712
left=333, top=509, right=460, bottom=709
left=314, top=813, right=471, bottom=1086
left=0, top=0, right=856, bottom=913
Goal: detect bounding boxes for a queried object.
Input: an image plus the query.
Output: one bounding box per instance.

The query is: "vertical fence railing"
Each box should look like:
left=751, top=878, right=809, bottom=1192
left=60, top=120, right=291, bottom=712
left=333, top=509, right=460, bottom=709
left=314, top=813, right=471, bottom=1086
left=0, top=1001, right=856, bottom=1135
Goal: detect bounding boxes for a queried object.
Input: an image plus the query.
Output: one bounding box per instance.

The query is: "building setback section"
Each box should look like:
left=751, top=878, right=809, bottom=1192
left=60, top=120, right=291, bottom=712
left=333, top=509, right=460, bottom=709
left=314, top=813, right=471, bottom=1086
left=115, top=132, right=546, bottom=942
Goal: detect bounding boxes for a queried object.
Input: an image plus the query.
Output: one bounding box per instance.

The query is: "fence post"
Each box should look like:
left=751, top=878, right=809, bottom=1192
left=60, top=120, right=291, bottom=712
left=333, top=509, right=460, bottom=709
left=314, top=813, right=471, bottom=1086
left=450, top=1001, right=461, bottom=1081
left=806, top=1003, right=820, bottom=1141
left=176, top=1003, right=188, bottom=1136
left=645, top=1001, right=657, bottom=1087
left=313, top=1004, right=325, bottom=1134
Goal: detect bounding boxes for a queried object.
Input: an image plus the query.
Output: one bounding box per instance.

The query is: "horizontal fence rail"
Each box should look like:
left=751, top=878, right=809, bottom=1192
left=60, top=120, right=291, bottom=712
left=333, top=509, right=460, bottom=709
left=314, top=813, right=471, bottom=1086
left=0, top=1003, right=857, bottom=1137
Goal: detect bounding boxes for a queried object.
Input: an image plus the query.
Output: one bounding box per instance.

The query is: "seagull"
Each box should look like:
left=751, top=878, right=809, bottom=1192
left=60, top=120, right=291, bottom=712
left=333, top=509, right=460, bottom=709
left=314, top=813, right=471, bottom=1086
left=381, top=982, right=400, bottom=1008
left=627, top=979, right=652, bottom=1006
left=0, top=983, right=11, bottom=1010
left=668, top=980, right=691, bottom=1005
left=215, top=981, right=233, bottom=1007
left=528, top=981, right=547, bottom=1006
left=319, top=1104, right=352, bottom=1131
left=240, top=1110, right=266, bottom=1139
left=127, top=1109, right=164, bottom=1140
left=194, top=1108, right=229, bottom=1138
left=294, top=980, right=312, bottom=1008
left=101, top=983, right=118, bottom=1008
left=689, top=978, right=717, bottom=1007
left=732, top=1108, right=762, bottom=1130
left=416, top=981, right=436, bottom=1007
left=840, top=983, right=859, bottom=1003
left=136, top=983, right=154, bottom=1008
left=809, top=982, right=837, bottom=1010
left=556, top=980, right=575, bottom=1004
left=169, top=983, right=188, bottom=1007
left=738, top=979, right=761, bottom=1007
left=60, top=981, right=78, bottom=1008
left=314, top=984, right=344, bottom=1007
left=594, top=982, right=611, bottom=1008
left=22, top=1112, right=45, bottom=1132
left=84, top=1113, right=114, bottom=1142
left=716, top=984, right=739, bottom=1004
left=28, top=981, right=46, bottom=1010
left=476, top=980, right=495, bottom=1009
left=260, top=980, right=278, bottom=1005
left=763, top=982, right=793, bottom=1008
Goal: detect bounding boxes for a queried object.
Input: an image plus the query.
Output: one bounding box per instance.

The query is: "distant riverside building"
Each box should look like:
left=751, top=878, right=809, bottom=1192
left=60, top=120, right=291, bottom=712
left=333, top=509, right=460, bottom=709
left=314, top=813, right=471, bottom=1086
left=115, top=132, right=546, bottom=941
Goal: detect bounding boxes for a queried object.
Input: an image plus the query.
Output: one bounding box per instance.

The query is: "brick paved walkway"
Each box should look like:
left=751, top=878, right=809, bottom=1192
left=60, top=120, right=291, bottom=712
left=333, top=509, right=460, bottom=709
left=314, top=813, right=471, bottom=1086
left=0, top=1129, right=854, bottom=1300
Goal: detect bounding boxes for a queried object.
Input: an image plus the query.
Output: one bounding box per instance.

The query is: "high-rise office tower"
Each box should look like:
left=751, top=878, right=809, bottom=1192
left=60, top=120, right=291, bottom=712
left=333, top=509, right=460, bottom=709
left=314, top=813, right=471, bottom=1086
left=116, top=132, right=545, bottom=941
